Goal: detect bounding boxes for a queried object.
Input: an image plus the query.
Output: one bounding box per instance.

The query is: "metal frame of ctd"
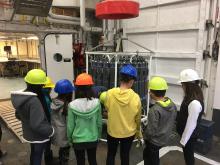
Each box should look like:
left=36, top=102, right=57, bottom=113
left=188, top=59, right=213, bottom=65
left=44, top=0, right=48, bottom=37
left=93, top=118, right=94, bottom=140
left=85, top=38, right=154, bottom=142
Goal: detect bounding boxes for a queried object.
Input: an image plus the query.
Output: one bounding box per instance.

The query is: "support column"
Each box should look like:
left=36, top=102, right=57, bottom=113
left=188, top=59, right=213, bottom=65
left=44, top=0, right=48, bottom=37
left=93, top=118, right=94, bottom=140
left=37, top=33, right=47, bottom=71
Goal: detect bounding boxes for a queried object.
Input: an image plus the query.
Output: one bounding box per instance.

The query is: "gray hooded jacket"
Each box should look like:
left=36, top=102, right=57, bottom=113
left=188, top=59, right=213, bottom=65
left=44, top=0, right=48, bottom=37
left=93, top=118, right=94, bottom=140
left=11, top=90, right=54, bottom=143
left=143, top=98, right=177, bottom=146
left=50, top=98, right=69, bottom=147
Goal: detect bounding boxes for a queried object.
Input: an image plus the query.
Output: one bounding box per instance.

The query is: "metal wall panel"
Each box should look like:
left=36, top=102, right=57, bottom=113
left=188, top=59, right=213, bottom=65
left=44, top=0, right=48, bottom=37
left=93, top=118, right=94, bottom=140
left=122, top=0, right=206, bottom=109
left=166, top=84, right=184, bottom=106
left=123, top=8, right=157, bottom=30
left=123, top=33, right=156, bottom=51
left=140, top=0, right=187, bottom=8
left=158, top=1, right=200, bottom=26
left=157, top=31, right=198, bottom=52
left=155, top=58, right=196, bottom=78
left=139, top=0, right=156, bottom=8
left=122, top=0, right=220, bottom=121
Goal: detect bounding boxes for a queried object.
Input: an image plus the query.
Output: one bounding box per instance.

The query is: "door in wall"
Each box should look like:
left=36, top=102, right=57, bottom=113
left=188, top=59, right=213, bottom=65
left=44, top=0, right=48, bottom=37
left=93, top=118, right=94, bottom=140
left=44, top=34, right=74, bottom=96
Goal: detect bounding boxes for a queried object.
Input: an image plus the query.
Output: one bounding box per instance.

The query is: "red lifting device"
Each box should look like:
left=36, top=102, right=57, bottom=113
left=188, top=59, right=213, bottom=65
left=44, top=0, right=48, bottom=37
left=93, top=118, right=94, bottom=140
left=96, top=0, right=139, bottom=19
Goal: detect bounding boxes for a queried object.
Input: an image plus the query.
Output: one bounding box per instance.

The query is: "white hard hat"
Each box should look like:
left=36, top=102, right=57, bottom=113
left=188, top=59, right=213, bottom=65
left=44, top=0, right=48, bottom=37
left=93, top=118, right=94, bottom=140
left=179, top=69, right=201, bottom=83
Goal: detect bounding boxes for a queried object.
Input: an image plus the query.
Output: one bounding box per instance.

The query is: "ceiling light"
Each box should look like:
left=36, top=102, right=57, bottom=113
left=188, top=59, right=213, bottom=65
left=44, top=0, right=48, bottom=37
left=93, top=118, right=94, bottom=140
left=27, top=36, right=39, bottom=40
left=21, top=36, right=38, bottom=40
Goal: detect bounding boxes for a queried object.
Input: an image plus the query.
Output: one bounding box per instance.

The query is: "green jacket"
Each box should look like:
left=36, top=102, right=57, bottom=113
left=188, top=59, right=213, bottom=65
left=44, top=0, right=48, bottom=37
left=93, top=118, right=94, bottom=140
left=67, top=98, right=102, bottom=144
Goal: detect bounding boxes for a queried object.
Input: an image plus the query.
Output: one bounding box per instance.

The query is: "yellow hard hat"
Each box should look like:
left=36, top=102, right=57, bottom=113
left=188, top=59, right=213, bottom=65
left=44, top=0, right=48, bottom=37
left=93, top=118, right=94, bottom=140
left=99, top=91, right=107, bottom=104
left=24, top=69, right=47, bottom=85
left=44, top=77, right=55, bottom=88
left=149, top=77, right=168, bottom=90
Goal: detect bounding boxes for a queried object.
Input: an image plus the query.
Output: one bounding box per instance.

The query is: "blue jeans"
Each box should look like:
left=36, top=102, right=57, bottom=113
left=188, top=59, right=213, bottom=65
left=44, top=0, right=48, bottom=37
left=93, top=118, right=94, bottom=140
left=30, top=142, right=47, bottom=165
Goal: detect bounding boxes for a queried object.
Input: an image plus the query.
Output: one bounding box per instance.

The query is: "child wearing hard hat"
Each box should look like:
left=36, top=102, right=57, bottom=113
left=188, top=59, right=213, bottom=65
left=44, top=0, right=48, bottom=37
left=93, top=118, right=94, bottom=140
left=143, top=77, right=177, bottom=165
left=50, top=79, right=75, bottom=165
left=176, top=69, right=204, bottom=165
left=103, top=64, right=142, bottom=165
left=11, top=69, right=54, bottom=165
left=67, top=73, right=102, bottom=165
left=42, top=77, right=55, bottom=164
left=42, top=77, right=55, bottom=121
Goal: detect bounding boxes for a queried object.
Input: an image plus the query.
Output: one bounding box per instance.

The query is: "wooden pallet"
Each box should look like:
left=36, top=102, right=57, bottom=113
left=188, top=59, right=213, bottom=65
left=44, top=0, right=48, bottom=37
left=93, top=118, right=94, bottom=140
left=0, top=101, right=25, bottom=143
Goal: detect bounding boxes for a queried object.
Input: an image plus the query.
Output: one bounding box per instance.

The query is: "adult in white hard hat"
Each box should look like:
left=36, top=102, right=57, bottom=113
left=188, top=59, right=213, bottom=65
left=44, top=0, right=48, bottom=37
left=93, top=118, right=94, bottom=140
left=176, top=69, right=204, bottom=165
left=178, top=69, right=201, bottom=83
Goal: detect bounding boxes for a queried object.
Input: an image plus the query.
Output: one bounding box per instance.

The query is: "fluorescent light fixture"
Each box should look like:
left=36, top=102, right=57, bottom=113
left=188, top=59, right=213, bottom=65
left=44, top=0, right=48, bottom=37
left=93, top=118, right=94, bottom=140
left=0, top=36, right=7, bottom=39
left=27, top=36, right=38, bottom=40
left=21, top=36, right=38, bottom=40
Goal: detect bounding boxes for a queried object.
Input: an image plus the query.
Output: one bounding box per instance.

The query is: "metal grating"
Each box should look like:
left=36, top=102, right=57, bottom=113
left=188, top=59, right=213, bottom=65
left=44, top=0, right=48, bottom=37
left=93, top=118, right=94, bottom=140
left=0, top=101, right=24, bottom=143
left=13, top=0, right=52, bottom=17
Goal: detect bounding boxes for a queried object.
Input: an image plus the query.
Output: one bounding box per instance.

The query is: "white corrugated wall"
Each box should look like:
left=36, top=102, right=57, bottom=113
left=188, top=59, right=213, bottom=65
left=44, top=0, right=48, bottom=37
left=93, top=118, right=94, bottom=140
left=122, top=0, right=219, bottom=120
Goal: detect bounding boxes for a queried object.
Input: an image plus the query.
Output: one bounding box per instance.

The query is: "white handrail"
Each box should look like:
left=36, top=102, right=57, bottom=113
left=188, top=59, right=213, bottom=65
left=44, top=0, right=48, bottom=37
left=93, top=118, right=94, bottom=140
left=85, top=51, right=152, bottom=56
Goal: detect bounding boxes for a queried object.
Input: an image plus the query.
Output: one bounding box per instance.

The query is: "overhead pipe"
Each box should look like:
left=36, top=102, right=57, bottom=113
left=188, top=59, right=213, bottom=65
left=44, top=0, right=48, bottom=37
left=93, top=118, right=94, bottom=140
left=49, top=9, right=80, bottom=22
left=80, top=0, right=86, bottom=29
left=47, top=16, right=80, bottom=25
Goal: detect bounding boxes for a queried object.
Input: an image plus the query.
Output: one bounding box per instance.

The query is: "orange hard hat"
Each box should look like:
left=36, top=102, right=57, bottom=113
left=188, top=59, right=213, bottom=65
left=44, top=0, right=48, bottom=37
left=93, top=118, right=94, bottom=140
left=75, top=73, right=94, bottom=86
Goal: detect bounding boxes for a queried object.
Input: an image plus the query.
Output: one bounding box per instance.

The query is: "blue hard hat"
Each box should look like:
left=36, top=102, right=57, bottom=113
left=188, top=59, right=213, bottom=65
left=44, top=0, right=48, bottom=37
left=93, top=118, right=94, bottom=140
left=54, top=79, right=75, bottom=94
left=120, top=64, right=137, bottom=79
